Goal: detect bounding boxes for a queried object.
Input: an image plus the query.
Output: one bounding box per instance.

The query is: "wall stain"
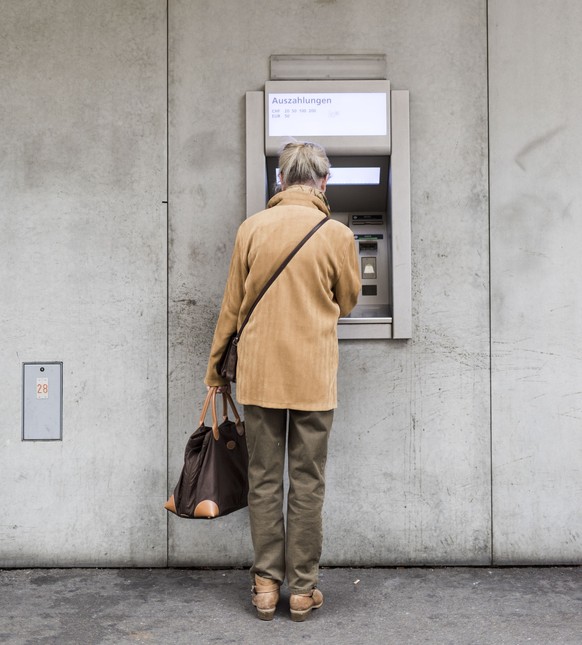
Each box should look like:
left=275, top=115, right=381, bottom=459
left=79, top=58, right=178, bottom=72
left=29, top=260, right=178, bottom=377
left=514, top=125, right=565, bottom=170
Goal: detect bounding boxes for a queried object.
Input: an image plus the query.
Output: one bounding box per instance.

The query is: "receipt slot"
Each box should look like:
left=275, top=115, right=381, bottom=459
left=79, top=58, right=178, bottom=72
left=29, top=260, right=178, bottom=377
left=246, top=78, right=411, bottom=339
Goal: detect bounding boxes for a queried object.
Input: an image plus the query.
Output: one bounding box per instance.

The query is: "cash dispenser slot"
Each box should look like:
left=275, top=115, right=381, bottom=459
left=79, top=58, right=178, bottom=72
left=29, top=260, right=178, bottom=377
left=352, top=214, right=384, bottom=225
left=359, top=240, right=378, bottom=253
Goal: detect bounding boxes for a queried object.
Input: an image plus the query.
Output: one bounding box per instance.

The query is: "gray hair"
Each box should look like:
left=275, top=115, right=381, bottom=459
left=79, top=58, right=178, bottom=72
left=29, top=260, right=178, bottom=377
left=278, top=141, right=330, bottom=188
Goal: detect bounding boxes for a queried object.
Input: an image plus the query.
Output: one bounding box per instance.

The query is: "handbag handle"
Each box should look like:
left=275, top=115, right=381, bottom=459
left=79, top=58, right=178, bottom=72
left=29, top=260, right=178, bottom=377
left=220, top=391, right=241, bottom=425
left=197, top=388, right=220, bottom=440
left=198, top=388, right=215, bottom=427
left=199, top=387, right=244, bottom=441
left=223, top=391, right=244, bottom=436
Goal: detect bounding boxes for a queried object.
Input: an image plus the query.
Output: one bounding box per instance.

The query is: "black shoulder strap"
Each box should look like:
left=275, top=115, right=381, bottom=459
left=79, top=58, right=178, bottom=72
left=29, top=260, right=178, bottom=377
left=236, top=216, right=329, bottom=340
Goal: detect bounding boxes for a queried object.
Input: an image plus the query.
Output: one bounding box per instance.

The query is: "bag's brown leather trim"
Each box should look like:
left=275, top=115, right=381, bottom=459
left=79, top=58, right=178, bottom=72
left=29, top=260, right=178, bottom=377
left=194, top=499, right=220, bottom=518
left=198, top=389, right=215, bottom=427
left=164, top=494, right=177, bottom=514
left=224, top=392, right=242, bottom=426
left=202, top=389, right=245, bottom=440
left=198, top=388, right=221, bottom=441
left=210, top=389, right=220, bottom=440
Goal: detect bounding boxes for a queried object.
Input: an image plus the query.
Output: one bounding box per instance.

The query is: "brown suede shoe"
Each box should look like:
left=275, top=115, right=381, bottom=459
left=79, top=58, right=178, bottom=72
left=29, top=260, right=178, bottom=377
left=289, top=588, right=324, bottom=622
left=251, top=575, right=280, bottom=621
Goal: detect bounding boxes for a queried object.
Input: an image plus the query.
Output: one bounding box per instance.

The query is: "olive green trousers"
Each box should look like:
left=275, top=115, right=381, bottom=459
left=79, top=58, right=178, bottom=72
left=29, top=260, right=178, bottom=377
left=243, top=405, right=334, bottom=595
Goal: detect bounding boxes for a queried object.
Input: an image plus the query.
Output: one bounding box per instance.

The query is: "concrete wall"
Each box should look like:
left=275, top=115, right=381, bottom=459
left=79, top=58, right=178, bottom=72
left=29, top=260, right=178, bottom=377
left=0, top=0, right=167, bottom=566
left=168, top=0, right=491, bottom=566
left=1, top=0, right=580, bottom=567
left=489, top=0, right=582, bottom=563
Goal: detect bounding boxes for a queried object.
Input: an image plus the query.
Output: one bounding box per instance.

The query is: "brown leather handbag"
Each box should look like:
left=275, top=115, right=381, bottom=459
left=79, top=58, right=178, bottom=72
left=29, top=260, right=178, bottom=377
left=164, top=388, right=248, bottom=519
left=218, top=215, right=329, bottom=382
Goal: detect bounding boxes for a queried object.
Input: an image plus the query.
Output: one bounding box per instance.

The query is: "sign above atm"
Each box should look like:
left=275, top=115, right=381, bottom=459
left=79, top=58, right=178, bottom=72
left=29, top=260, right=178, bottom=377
left=264, top=80, right=391, bottom=156
left=268, top=92, right=387, bottom=137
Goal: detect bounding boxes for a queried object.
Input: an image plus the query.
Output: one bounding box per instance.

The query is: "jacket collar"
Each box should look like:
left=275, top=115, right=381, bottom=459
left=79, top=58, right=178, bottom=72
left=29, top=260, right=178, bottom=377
left=267, top=185, right=330, bottom=217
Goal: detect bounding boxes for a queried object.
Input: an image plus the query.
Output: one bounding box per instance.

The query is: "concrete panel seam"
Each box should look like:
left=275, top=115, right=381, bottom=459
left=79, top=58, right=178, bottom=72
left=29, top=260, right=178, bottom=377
left=486, top=0, right=494, bottom=567
left=165, top=0, right=170, bottom=568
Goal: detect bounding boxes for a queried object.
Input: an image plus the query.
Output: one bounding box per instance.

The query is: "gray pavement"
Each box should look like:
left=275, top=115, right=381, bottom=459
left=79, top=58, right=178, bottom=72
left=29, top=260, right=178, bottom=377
left=0, top=567, right=580, bottom=645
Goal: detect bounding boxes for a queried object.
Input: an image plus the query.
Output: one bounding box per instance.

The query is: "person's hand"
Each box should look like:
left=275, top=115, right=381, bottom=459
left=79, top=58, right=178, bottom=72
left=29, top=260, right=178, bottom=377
left=206, top=384, right=231, bottom=394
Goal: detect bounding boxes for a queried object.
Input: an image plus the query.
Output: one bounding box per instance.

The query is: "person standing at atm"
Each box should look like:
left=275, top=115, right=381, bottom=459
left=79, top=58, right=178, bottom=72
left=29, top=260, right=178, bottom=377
left=204, top=141, right=361, bottom=621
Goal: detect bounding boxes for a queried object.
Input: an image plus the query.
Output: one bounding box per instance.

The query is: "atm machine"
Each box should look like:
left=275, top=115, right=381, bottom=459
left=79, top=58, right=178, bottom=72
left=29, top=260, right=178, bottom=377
left=246, top=72, right=411, bottom=340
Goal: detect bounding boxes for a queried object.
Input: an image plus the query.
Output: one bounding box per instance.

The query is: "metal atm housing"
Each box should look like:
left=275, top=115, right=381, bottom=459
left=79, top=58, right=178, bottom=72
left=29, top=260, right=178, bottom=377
left=246, top=78, right=411, bottom=339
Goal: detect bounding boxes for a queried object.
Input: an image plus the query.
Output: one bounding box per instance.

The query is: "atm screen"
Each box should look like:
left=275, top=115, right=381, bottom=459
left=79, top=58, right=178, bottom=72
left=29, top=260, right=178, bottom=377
left=275, top=166, right=381, bottom=185
left=268, top=92, right=387, bottom=137
left=264, top=80, right=391, bottom=155
left=266, top=155, right=389, bottom=213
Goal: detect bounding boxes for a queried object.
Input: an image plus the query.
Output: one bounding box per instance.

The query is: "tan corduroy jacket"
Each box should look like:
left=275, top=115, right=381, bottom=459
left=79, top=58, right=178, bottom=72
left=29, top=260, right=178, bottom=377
left=204, top=185, right=361, bottom=411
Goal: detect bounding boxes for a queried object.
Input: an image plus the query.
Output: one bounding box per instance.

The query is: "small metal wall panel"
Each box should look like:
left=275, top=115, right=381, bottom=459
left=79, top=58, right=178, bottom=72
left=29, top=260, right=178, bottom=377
left=22, top=362, right=63, bottom=441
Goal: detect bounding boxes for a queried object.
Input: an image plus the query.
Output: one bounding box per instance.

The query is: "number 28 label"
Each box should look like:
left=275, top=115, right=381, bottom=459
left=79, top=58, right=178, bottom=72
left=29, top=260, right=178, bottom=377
left=36, top=378, right=49, bottom=399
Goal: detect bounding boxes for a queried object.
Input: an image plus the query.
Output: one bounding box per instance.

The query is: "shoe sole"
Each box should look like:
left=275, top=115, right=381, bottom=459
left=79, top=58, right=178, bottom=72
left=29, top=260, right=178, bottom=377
left=290, top=599, right=323, bottom=622
left=256, top=607, right=276, bottom=621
